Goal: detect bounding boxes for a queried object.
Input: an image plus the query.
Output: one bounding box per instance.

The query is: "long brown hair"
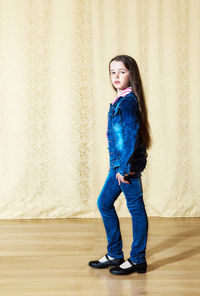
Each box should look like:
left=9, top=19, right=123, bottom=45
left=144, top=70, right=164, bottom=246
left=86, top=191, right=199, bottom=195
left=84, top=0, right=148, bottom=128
left=109, top=55, right=152, bottom=150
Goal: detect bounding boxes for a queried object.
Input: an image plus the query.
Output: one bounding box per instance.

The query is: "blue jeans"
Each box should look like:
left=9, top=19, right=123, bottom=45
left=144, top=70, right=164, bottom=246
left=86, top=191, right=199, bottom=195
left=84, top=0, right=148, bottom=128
left=97, top=167, right=148, bottom=264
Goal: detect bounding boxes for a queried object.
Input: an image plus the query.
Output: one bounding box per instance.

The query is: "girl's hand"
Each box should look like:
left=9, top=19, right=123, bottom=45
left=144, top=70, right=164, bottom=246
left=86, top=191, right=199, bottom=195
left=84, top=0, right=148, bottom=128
left=116, top=172, right=130, bottom=185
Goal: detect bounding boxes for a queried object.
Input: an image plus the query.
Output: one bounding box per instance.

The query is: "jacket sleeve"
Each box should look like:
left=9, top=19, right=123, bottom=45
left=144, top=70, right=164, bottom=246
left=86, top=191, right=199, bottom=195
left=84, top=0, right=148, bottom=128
left=117, top=98, right=140, bottom=176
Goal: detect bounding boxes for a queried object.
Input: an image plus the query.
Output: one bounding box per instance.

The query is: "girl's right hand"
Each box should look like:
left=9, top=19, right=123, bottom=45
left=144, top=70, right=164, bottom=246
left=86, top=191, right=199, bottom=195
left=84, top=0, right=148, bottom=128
left=116, top=172, right=130, bottom=185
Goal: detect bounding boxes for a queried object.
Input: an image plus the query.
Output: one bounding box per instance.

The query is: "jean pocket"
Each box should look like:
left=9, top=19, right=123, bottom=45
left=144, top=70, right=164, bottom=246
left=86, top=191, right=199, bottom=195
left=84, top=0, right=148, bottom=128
left=121, top=178, right=143, bottom=197
left=125, top=176, right=141, bottom=184
left=124, top=173, right=140, bottom=182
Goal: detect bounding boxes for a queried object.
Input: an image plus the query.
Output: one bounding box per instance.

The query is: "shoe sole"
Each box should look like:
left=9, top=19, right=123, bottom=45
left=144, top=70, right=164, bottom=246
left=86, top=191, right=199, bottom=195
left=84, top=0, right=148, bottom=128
left=110, top=266, right=147, bottom=275
left=89, top=262, right=123, bottom=269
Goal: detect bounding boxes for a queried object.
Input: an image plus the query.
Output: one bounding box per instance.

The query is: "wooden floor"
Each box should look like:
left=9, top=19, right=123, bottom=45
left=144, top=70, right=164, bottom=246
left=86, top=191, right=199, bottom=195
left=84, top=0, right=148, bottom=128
left=0, top=217, right=199, bottom=296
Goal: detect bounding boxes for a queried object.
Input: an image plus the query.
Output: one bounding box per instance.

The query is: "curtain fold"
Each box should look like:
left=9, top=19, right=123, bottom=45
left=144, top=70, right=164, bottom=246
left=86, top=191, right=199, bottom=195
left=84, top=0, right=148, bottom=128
left=0, top=0, right=199, bottom=218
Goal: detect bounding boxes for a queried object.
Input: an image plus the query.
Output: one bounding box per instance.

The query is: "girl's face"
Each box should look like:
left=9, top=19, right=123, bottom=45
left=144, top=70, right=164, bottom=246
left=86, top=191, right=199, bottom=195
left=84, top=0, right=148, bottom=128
left=109, top=61, right=130, bottom=92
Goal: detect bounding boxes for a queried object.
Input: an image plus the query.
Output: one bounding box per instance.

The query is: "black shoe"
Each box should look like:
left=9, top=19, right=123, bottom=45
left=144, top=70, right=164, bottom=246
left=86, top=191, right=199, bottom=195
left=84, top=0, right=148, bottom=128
left=88, top=254, right=124, bottom=269
left=110, top=258, right=147, bottom=275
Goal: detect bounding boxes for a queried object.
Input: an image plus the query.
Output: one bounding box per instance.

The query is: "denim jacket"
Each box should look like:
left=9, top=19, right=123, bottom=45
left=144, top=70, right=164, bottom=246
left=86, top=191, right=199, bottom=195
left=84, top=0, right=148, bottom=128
left=107, top=91, right=148, bottom=177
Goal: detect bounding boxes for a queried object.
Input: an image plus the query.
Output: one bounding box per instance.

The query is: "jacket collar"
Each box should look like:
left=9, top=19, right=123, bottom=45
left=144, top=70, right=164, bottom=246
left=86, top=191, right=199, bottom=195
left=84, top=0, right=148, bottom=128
left=111, top=86, right=133, bottom=105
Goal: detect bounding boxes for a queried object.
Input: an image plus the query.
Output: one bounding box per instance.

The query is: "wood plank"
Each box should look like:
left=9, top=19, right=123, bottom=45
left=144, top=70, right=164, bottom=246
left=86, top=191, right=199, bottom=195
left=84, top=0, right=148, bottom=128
left=0, top=217, right=199, bottom=296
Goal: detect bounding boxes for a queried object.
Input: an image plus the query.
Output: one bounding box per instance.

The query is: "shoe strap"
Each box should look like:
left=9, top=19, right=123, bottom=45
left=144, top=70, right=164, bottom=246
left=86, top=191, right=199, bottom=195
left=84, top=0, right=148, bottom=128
left=127, top=258, right=135, bottom=266
left=105, top=254, right=110, bottom=260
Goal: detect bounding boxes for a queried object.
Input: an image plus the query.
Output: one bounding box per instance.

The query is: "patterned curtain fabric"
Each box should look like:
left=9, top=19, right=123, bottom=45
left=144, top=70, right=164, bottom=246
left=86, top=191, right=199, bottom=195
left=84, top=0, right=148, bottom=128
left=0, top=0, right=199, bottom=218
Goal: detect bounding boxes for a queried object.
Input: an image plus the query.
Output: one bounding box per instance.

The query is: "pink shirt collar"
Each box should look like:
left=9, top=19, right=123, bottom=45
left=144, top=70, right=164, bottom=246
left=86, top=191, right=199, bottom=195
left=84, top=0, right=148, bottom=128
left=111, top=86, right=133, bottom=105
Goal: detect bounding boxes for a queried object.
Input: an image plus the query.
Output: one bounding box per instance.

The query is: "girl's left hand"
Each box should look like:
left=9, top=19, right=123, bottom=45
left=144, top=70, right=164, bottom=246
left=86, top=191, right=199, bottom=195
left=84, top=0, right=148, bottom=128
left=116, top=172, right=130, bottom=185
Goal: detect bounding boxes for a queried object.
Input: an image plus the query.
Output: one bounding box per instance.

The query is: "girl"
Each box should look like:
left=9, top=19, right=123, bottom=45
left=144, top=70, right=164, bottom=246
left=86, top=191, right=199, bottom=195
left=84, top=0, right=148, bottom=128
left=89, top=55, right=152, bottom=275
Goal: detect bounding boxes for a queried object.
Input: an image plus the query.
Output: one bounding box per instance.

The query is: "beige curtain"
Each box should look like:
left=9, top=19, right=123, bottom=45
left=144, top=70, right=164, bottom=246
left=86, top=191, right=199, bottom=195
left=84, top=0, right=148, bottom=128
left=0, top=0, right=199, bottom=218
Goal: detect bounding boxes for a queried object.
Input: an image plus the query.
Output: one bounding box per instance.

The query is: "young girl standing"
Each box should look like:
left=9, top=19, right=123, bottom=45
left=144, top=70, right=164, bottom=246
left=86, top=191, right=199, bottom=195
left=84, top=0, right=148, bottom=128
left=89, top=55, right=152, bottom=275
